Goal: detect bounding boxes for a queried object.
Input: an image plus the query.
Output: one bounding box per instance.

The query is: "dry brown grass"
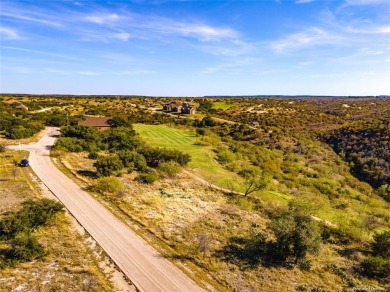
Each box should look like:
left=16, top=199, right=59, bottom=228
left=58, top=151, right=388, bottom=292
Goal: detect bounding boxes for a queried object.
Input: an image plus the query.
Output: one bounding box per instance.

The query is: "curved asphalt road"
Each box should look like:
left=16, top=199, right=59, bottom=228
left=8, top=127, right=202, bottom=292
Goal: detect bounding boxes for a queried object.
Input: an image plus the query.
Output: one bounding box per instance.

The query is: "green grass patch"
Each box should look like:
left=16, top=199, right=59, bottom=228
left=262, top=190, right=292, bottom=203
left=212, top=101, right=236, bottom=110
left=133, top=124, right=244, bottom=190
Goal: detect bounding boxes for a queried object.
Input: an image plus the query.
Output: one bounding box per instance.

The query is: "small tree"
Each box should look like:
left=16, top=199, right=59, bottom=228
left=238, top=168, right=271, bottom=196
left=94, top=155, right=123, bottom=177
left=268, top=202, right=322, bottom=264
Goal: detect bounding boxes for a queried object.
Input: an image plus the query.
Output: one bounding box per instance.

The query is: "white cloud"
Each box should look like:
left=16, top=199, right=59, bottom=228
left=171, top=23, right=237, bottom=41
left=113, top=32, right=131, bottom=41
left=298, top=61, right=315, bottom=67
left=0, top=10, right=62, bottom=27
left=76, top=70, right=154, bottom=76
left=118, top=70, right=155, bottom=75
left=271, top=27, right=341, bottom=52
left=3, top=65, right=31, bottom=74
left=79, top=71, right=98, bottom=76
left=201, top=40, right=253, bottom=57
left=359, top=48, right=385, bottom=55
left=296, top=0, right=315, bottom=4
left=86, top=14, right=119, bottom=24
left=1, top=46, right=80, bottom=60
left=344, top=0, right=389, bottom=5
left=140, top=17, right=238, bottom=42
left=347, top=26, right=390, bottom=34
left=202, top=57, right=260, bottom=74
left=82, top=12, right=238, bottom=43
left=45, top=68, right=69, bottom=74
left=0, top=27, right=20, bottom=40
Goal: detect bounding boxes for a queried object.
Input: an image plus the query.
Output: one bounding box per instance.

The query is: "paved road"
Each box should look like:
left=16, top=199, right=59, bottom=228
left=8, top=127, right=202, bottom=292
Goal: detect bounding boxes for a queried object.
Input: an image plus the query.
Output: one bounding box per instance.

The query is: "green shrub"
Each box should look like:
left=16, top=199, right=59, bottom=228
left=94, top=155, right=124, bottom=177
left=0, top=144, right=5, bottom=152
left=107, top=127, right=140, bottom=150
left=231, top=197, right=254, bottom=211
left=377, top=184, right=390, bottom=202
left=196, top=128, right=206, bottom=136
left=91, top=177, right=122, bottom=195
left=127, top=163, right=135, bottom=173
left=360, top=256, right=390, bottom=278
left=11, top=233, right=46, bottom=261
left=0, top=199, right=63, bottom=240
left=55, top=137, right=85, bottom=152
left=195, top=130, right=221, bottom=146
left=19, top=199, right=64, bottom=230
left=117, top=150, right=148, bottom=172
left=139, top=146, right=191, bottom=167
left=0, top=199, right=63, bottom=268
left=88, top=151, right=98, bottom=159
left=135, top=172, right=158, bottom=184
left=372, top=231, right=390, bottom=259
left=133, top=154, right=148, bottom=172
left=298, top=257, right=312, bottom=271
left=157, top=161, right=182, bottom=178
left=5, top=121, right=44, bottom=139
left=216, top=146, right=235, bottom=165
left=118, top=150, right=135, bottom=167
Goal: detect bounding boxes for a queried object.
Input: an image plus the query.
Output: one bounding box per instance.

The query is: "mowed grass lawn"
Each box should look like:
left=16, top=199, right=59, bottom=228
left=212, top=101, right=236, bottom=110
left=133, top=124, right=243, bottom=190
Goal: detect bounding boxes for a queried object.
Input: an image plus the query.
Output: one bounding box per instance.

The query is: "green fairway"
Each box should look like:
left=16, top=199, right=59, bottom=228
left=133, top=124, right=243, bottom=190
left=212, top=101, right=236, bottom=110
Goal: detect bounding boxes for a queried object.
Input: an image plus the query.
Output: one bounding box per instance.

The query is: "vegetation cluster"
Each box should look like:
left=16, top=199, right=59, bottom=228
left=0, top=199, right=64, bottom=268
left=55, top=124, right=190, bottom=182
left=324, top=117, right=390, bottom=200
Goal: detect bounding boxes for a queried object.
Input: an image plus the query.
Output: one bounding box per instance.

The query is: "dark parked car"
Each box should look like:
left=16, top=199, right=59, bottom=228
left=20, top=159, right=29, bottom=167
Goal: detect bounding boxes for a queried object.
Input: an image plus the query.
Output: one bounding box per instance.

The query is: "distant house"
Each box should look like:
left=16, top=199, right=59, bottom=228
left=180, top=102, right=196, bottom=114
left=163, top=101, right=179, bottom=112
left=250, top=121, right=260, bottom=127
left=15, top=104, right=29, bottom=111
left=78, top=116, right=115, bottom=130
left=163, top=102, right=196, bottom=114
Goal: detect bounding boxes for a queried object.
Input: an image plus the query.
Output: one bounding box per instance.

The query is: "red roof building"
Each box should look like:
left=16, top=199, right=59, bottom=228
left=78, top=116, right=115, bottom=130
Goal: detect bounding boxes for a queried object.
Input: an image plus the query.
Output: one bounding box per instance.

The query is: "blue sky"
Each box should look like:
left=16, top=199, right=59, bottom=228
left=0, top=0, right=389, bottom=96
